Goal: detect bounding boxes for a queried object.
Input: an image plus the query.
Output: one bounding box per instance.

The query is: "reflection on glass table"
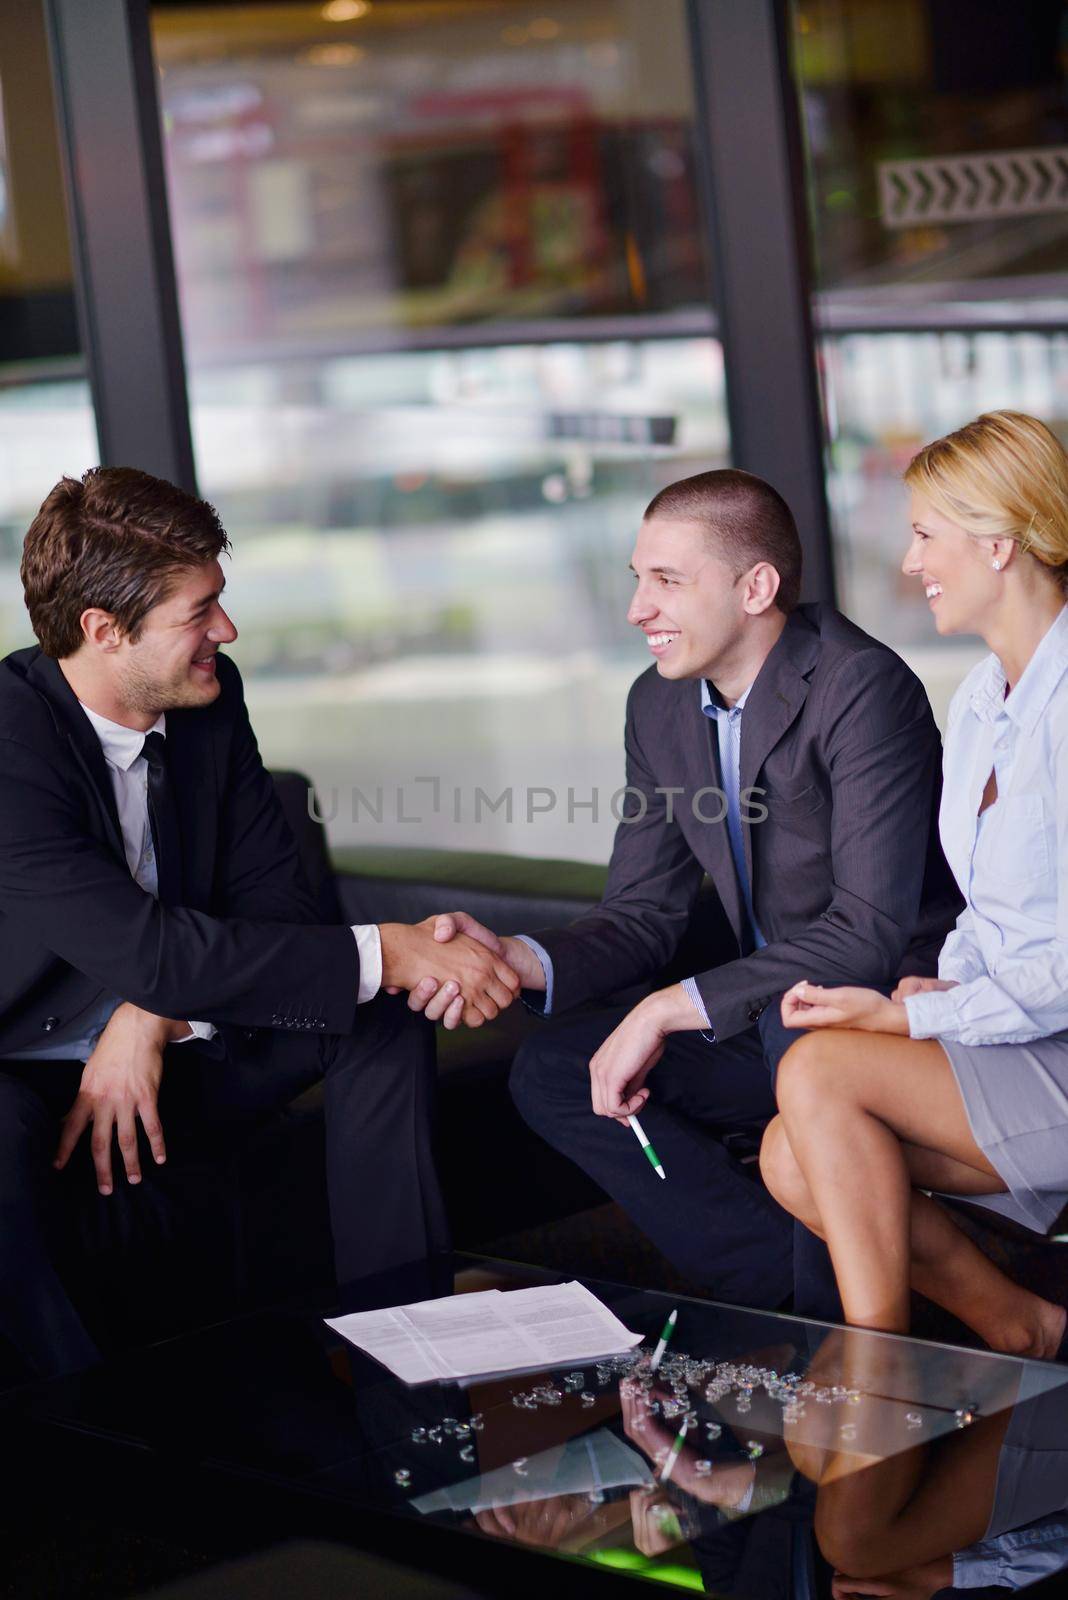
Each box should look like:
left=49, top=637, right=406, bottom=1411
left=21, top=1256, right=1068, bottom=1597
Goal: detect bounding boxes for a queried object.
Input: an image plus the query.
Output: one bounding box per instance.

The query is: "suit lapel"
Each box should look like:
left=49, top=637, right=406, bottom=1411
left=25, top=651, right=126, bottom=864
left=25, top=651, right=219, bottom=905
left=738, top=612, right=821, bottom=886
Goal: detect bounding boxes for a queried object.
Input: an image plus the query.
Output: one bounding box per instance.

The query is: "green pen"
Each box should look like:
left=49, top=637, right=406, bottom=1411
left=627, top=1113, right=666, bottom=1180
left=658, top=1414, right=689, bottom=1484
left=650, top=1307, right=678, bottom=1372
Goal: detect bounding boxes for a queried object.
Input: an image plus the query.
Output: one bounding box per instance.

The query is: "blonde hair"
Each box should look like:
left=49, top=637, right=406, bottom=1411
left=904, top=410, right=1068, bottom=594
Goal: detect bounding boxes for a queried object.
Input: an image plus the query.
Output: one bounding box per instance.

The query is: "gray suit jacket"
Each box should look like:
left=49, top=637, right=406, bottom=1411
left=530, top=605, right=962, bottom=1041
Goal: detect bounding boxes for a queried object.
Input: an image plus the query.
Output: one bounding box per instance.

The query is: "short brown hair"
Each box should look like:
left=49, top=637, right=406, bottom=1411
left=644, top=468, right=802, bottom=613
left=21, top=467, right=230, bottom=657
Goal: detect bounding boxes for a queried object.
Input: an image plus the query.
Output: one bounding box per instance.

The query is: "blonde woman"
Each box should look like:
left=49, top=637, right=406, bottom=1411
left=759, top=410, right=1068, bottom=1356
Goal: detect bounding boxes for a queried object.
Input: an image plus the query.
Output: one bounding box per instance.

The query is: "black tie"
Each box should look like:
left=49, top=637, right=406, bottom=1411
left=141, top=731, right=183, bottom=906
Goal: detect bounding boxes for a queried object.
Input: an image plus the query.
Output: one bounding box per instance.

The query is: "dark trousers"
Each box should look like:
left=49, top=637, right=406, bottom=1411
left=510, top=1003, right=842, bottom=1319
left=0, top=992, right=448, bottom=1381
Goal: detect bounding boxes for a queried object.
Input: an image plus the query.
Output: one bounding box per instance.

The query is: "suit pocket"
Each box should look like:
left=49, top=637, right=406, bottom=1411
left=765, top=781, right=825, bottom=819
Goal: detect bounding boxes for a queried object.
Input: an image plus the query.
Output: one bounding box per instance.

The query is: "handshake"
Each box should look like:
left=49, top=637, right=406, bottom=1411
left=379, top=911, right=546, bottom=1029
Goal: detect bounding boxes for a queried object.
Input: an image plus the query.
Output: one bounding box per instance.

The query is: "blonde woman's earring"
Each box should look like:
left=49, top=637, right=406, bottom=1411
left=992, top=559, right=1002, bottom=571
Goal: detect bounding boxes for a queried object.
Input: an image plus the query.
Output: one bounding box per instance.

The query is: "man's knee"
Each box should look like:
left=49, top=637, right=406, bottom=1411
left=509, top=1032, right=550, bottom=1126
left=321, top=990, right=433, bottom=1077
left=0, top=1074, right=54, bottom=1177
left=509, top=1027, right=588, bottom=1130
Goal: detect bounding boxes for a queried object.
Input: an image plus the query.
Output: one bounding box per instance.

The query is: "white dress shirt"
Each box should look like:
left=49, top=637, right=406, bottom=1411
left=906, top=604, right=1068, bottom=1046
left=7, top=703, right=381, bottom=1062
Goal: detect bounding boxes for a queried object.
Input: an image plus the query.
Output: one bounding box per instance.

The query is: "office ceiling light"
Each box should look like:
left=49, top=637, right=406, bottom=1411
left=322, top=0, right=369, bottom=21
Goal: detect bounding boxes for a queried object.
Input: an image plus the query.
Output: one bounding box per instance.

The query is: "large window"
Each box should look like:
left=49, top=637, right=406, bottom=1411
left=0, top=0, right=97, bottom=653
left=151, top=0, right=725, bottom=861
left=792, top=0, right=1068, bottom=714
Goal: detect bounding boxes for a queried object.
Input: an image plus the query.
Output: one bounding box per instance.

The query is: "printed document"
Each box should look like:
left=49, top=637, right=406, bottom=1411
left=325, top=1281, right=643, bottom=1384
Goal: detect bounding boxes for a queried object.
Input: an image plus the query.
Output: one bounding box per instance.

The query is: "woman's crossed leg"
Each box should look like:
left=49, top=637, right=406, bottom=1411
left=760, top=1028, right=1066, bottom=1355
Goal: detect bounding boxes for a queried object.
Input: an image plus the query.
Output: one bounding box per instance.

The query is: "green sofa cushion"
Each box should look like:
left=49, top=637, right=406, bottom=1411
left=330, top=846, right=608, bottom=903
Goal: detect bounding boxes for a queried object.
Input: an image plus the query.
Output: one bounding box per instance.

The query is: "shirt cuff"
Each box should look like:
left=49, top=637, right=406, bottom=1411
left=951, top=1550, right=1003, bottom=1588
left=353, top=923, right=383, bottom=1004
left=173, top=1019, right=217, bottom=1045
left=732, top=1470, right=756, bottom=1514
left=904, top=977, right=1041, bottom=1045
left=682, top=976, right=716, bottom=1044
left=516, top=935, right=553, bottom=1013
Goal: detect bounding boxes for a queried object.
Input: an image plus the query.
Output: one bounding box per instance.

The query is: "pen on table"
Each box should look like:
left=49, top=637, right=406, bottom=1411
left=627, top=1113, right=665, bottom=1179
left=658, top=1415, right=689, bottom=1485
left=650, top=1308, right=678, bottom=1372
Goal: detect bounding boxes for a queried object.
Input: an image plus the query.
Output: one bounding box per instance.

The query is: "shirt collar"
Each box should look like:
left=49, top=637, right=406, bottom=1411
left=969, top=604, right=1068, bottom=732
left=78, top=704, right=167, bottom=772
left=701, top=678, right=755, bottom=718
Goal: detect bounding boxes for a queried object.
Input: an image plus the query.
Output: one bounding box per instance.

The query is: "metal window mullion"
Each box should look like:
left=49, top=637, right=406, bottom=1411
left=686, top=0, right=835, bottom=604
left=43, top=0, right=196, bottom=491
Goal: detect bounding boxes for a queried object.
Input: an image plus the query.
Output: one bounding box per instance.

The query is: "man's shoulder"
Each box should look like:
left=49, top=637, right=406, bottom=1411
left=798, top=604, right=923, bottom=691
left=0, top=646, right=64, bottom=748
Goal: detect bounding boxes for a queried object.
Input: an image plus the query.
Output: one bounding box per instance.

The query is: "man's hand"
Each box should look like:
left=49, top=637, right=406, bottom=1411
left=781, top=983, right=909, bottom=1035
left=890, top=976, right=959, bottom=1002
left=619, top=1378, right=755, bottom=1515
left=54, top=1003, right=189, bottom=1194
left=379, top=917, right=521, bottom=1029
left=587, top=986, right=700, bottom=1119
left=388, top=912, right=540, bottom=1030
left=587, top=995, right=664, bottom=1120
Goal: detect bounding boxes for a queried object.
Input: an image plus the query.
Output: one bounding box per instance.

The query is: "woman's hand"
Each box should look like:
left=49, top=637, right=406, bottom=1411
left=890, top=976, right=959, bottom=1002
left=781, top=983, right=909, bottom=1035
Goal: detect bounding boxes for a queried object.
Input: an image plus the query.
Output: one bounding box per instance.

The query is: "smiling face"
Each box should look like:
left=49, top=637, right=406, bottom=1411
left=627, top=517, right=750, bottom=681
left=901, top=492, right=1003, bottom=637
left=112, top=559, right=238, bottom=716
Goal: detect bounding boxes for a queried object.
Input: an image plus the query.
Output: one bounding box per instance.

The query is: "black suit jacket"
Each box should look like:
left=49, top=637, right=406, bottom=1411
left=530, top=605, right=962, bottom=1041
left=0, top=647, right=359, bottom=1056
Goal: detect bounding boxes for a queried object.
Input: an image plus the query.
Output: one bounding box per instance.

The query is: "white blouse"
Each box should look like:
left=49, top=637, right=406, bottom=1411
left=905, top=604, right=1068, bottom=1047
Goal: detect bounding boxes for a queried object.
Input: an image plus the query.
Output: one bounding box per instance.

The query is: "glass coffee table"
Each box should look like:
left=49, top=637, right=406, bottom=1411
left=14, top=1255, right=1068, bottom=1598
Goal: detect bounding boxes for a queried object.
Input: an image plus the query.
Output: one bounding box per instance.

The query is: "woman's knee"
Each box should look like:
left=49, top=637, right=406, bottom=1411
left=775, top=1030, right=831, bottom=1114
left=759, top=1115, right=811, bottom=1218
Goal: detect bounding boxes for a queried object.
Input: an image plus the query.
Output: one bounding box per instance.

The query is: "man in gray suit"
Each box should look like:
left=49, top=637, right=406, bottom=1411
left=426, top=469, right=960, bottom=1312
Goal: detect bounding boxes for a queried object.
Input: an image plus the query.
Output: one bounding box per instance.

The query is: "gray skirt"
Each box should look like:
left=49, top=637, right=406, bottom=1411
left=940, top=1030, right=1068, bottom=1233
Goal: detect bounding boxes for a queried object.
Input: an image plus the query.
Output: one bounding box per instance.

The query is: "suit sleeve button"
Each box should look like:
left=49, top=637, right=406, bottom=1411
left=43, top=1016, right=59, bottom=1032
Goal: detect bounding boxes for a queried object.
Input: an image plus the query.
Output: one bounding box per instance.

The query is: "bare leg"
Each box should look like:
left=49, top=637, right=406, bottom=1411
left=763, top=1116, right=1062, bottom=1354
left=765, top=1030, right=1067, bottom=1351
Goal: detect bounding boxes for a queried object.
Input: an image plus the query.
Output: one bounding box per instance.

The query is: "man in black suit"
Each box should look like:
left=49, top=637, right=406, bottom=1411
left=0, top=466, right=520, bottom=1378
left=423, top=470, right=960, bottom=1314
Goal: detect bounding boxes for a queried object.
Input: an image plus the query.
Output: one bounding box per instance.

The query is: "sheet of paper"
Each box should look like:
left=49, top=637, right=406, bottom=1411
left=325, top=1291, right=505, bottom=1383
left=500, top=1282, right=643, bottom=1363
left=326, top=1281, right=642, bottom=1385
left=401, top=1293, right=548, bottom=1377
